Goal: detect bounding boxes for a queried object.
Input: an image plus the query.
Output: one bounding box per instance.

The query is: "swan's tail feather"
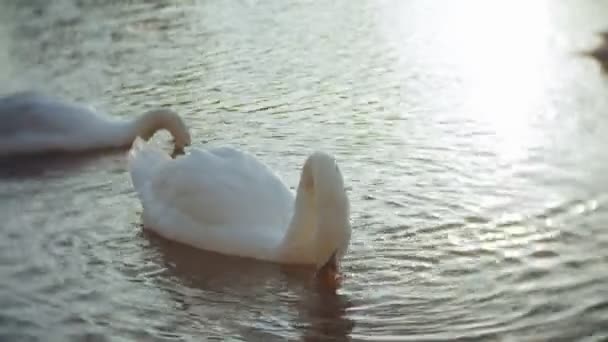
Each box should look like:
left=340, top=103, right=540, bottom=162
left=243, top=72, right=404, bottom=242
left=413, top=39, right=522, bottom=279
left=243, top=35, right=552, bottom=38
left=128, top=137, right=170, bottom=198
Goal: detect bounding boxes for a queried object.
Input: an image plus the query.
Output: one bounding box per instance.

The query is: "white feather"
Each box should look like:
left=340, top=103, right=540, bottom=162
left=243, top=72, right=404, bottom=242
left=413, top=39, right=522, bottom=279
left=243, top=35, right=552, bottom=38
left=127, top=139, right=351, bottom=267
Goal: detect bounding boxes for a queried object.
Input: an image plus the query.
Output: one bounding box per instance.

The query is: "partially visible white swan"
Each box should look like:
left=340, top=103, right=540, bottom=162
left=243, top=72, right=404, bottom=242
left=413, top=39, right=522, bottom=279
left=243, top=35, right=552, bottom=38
left=0, top=91, right=191, bottom=156
left=128, top=138, right=351, bottom=288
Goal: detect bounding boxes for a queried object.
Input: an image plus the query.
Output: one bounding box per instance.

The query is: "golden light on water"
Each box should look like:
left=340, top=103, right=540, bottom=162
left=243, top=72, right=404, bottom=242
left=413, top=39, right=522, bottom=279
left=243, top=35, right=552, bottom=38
left=381, top=1, right=566, bottom=252
left=383, top=1, right=554, bottom=163
left=445, top=1, right=552, bottom=163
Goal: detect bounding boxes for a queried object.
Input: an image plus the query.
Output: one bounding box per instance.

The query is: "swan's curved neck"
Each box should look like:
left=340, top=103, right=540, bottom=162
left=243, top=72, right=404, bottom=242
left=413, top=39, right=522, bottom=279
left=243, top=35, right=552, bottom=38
left=280, top=181, right=318, bottom=261
left=124, top=109, right=190, bottom=148
left=279, top=156, right=350, bottom=265
left=131, top=109, right=175, bottom=140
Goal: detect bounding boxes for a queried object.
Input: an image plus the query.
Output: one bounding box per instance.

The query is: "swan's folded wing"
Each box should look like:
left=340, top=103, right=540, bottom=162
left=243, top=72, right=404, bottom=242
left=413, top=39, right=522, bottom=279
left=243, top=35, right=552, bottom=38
left=146, top=148, right=295, bottom=230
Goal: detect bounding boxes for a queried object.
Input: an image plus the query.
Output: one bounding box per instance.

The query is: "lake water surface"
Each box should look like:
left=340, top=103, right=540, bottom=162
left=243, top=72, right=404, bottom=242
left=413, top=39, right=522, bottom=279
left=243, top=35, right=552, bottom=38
left=1, top=0, right=608, bottom=341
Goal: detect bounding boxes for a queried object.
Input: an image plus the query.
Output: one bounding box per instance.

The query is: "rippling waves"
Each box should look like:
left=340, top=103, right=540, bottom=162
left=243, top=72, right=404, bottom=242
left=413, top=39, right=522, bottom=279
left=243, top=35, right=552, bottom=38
left=1, top=0, right=608, bottom=341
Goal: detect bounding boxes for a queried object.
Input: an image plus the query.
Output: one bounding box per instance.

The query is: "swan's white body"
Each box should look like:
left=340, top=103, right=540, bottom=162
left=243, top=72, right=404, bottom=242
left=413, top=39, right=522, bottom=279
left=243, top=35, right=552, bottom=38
left=128, top=139, right=351, bottom=269
left=0, top=91, right=190, bottom=156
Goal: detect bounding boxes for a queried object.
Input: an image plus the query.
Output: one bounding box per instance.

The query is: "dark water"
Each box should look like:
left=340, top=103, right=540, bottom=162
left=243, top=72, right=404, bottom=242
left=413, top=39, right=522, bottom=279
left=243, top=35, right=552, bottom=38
left=1, top=0, right=608, bottom=341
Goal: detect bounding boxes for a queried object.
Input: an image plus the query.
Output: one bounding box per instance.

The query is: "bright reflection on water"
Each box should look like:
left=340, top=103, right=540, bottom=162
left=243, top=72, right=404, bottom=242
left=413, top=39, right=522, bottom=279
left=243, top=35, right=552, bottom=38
left=1, top=0, right=608, bottom=341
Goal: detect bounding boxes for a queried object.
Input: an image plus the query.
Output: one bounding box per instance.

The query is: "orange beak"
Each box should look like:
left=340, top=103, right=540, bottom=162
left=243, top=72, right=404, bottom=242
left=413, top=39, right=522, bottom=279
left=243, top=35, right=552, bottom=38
left=315, top=251, right=342, bottom=289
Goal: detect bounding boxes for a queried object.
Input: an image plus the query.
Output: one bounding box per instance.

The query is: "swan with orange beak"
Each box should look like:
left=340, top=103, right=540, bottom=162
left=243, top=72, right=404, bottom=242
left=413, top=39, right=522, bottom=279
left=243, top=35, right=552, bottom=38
left=278, top=152, right=351, bottom=290
left=129, top=140, right=351, bottom=291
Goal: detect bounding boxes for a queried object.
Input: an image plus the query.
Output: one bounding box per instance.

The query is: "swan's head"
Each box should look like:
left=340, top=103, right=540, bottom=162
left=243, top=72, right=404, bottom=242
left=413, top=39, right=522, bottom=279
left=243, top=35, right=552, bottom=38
left=135, top=109, right=191, bottom=151
left=299, top=151, right=351, bottom=289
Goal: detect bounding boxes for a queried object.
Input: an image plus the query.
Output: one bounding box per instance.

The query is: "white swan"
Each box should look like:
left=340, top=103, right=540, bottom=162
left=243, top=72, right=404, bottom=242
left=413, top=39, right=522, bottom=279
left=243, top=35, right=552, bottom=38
left=0, top=91, right=191, bottom=156
left=128, top=138, right=351, bottom=288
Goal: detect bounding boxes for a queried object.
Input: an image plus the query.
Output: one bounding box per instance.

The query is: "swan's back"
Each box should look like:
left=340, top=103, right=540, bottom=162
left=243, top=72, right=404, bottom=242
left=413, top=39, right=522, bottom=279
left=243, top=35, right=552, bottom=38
left=151, top=146, right=294, bottom=227
left=0, top=91, right=99, bottom=135
left=0, top=92, right=125, bottom=155
left=129, top=143, right=296, bottom=260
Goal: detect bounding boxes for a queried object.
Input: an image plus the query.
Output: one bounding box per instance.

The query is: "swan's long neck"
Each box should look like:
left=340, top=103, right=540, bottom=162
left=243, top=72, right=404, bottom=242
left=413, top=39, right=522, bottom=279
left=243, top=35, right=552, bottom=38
left=99, top=109, right=188, bottom=148
left=279, top=154, right=351, bottom=265
left=124, top=109, right=190, bottom=149
left=280, top=178, right=318, bottom=261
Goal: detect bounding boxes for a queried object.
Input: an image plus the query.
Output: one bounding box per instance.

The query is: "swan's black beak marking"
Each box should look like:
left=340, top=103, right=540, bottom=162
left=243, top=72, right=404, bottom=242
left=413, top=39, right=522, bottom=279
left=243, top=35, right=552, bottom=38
left=315, top=250, right=342, bottom=290
left=171, top=147, right=186, bottom=158
left=319, top=250, right=338, bottom=273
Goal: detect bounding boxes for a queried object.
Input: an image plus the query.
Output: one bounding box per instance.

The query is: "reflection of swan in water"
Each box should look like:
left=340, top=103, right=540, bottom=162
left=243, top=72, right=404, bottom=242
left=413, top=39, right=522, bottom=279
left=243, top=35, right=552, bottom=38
left=143, top=231, right=355, bottom=341
left=0, top=91, right=191, bottom=157
left=143, top=229, right=321, bottom=296
left=0, top=149, right=125, bottom=179
left=298, top=289, right=355, bottom=342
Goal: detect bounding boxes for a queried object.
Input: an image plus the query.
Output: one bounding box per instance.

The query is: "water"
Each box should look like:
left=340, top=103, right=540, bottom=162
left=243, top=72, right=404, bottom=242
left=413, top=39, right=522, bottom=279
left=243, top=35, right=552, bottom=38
left=1, top=0, right=608, bottom=340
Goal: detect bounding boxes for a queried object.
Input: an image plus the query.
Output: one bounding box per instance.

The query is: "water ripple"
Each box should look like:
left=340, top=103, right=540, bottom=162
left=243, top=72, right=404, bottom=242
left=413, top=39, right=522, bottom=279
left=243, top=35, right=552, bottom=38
left=1, top=0, right=608, bottom=341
